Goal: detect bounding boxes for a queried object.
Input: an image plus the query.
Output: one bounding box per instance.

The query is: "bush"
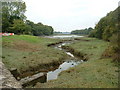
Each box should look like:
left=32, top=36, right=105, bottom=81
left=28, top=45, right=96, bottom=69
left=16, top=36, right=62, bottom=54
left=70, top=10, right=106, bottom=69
left=89, top=30, right=96, bottom=37
left=110, top=33, right=120, bottom=62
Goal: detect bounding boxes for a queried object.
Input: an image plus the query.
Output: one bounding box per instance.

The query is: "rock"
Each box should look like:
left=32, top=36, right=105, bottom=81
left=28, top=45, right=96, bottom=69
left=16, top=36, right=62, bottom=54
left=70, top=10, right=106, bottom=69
left=10, top=68, right=20, bottom=80
left=20, top=72, right=47, bottom=87
left=0, top=60, right=22, bottom=88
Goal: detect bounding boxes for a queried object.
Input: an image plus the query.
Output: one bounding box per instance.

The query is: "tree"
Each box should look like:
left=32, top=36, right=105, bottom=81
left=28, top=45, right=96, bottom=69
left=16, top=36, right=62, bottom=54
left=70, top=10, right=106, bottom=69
left=89, top=30, right=96, bottom=37
left=71, top=27, right=93, bottom=35
left=9, top=19, right=31, bottom=34
left=110, top=32, right=120, bottom=62
left=2, top=1, right=54, bottom=36
left=2, top=1, right=26, bottom=32
left=90, top=6, right=120, bottom=41
left=89, top=6, right=120, bottom=61
left=43, top=25, right=54, bottom=35
left=32, top=23, right=54, bottom=36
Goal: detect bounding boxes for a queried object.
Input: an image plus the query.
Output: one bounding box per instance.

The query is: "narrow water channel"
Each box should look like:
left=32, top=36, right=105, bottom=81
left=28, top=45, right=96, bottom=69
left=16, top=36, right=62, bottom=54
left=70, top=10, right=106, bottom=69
left=20, top=35, right=84, bottom=87
left=47, top=42, right=83, bottom=81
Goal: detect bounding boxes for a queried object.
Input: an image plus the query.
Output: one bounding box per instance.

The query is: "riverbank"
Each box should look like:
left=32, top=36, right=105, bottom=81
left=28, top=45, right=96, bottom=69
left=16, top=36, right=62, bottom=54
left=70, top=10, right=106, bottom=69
left=35, top=37, right=118, bottom=88
left=2, top=35, right=68, bottom=78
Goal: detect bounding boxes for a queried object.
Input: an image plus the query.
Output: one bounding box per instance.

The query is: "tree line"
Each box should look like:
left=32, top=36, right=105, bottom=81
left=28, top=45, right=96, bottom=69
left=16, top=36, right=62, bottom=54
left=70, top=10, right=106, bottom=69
left=71, top=27, right=93, bottom=35
left=89, top=6, right=120, bottom=61
left=2, top=1, right=54, bottom=36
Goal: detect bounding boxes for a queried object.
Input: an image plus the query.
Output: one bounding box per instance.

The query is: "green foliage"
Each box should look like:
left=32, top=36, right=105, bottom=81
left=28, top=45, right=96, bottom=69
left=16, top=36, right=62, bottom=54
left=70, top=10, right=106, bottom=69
left=35, top=38, right=118, bottom=88
left=2, top=35, right=67, bottom=75
left=89, top=30, right=96, bottom=37
left=31, top=22, right=54, bottom=36
left=89, top=6, right=120, bottom=61
left=110, top=32, right=120, bottom=61
left=94, top=17, right=107, bottom=39
left=71, top=27, right=93, bottom=35
left=2, top=1, right=54, bottom=36
left=2, top=1, right=26, bottom=32
left=89, top=6, right=120, bottom=41
left=9, top=19, right=31, bottom=34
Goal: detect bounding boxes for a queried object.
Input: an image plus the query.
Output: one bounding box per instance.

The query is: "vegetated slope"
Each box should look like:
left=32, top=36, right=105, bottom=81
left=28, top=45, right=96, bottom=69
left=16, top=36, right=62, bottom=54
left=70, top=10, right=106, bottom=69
left=2, top=35, right=68, bottom=78
left=89, top=6, right=120, bottom=41
left=89, top=6, right=120, bottom=62
left=35, top=37, right=118, bottom=88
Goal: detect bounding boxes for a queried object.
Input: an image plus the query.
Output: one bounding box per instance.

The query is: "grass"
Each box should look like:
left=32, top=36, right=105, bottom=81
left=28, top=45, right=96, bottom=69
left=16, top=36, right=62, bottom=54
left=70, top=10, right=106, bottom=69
left=35, top=37, right=118, bottom=88
left=69, top=37, right=109, bottom=60
left=2, top=35, right=68, bottom=77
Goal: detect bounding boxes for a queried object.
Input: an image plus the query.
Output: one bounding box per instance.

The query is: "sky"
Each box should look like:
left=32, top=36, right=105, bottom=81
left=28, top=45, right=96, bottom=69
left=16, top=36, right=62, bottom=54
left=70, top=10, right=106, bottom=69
left=23, top=0, right=119, bottom=32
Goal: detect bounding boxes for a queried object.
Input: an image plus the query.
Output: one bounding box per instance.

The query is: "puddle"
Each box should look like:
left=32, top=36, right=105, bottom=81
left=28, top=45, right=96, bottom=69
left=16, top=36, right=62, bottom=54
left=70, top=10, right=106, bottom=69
left=47, top=60, right=82, bottom=81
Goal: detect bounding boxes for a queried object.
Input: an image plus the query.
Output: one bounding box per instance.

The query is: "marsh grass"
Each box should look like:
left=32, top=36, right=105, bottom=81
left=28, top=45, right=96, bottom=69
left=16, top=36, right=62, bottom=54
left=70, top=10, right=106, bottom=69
left=2, top=35, right=68, bottom=77
left=35, top=37, right=118, bottom=88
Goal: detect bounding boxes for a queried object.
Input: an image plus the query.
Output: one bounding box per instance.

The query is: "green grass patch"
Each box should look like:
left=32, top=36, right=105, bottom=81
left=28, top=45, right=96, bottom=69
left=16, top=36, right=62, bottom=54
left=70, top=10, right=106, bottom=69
left=2, top=35, right=68, bottom=76
left=36, top=37, right=118, bottom=88
left=70, top=37, right=109, bottom=60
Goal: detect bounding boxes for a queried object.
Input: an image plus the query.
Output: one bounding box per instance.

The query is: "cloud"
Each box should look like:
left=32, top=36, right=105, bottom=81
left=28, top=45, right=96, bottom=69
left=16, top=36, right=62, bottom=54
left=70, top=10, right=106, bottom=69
left=24, top=0, right=119, bottom=32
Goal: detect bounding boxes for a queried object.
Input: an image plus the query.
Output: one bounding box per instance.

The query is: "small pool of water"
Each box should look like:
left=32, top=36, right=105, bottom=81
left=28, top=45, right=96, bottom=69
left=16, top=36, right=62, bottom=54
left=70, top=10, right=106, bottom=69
left=47, top=60, right=83, bottom=81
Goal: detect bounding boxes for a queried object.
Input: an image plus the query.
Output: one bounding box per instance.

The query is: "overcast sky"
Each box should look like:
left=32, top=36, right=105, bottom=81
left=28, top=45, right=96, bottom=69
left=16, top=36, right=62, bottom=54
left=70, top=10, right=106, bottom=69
left=24, top=0, right=119, bottom=32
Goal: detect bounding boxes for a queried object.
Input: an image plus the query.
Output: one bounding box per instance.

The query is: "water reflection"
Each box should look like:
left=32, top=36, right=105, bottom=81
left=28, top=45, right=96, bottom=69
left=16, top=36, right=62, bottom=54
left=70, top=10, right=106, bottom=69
left=47, top=60, right=82, bottom=81
left=52, top=35, right=83, bottom=38
left=47, top=36, right=84, bottom=81
left=46, top=35, right=84, bottom=39
left=66, top=52, right=74, bottom=57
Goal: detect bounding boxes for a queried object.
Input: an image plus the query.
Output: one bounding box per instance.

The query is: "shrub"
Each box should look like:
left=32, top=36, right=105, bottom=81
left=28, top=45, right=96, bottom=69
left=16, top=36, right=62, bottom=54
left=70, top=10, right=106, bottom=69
left=110, top=33, right=120, bottom=62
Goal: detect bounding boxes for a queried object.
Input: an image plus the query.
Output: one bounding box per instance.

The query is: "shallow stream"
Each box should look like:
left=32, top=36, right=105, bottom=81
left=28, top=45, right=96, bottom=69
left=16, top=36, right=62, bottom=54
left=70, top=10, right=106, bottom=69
left=20, top=35, right=84, bottom=87
left=47, top=42, right=83, bottom=81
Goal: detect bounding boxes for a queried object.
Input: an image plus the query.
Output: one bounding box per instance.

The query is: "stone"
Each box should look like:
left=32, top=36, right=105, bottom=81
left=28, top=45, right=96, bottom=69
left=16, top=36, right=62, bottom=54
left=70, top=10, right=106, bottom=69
left=0, top=60, right=22, bottom=88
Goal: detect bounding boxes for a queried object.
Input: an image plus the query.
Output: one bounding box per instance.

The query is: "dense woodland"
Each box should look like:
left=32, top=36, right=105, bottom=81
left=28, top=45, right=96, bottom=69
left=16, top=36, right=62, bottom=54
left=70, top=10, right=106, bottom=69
left=2, top=1, right=54, bottom=36
left=71, top=27, right=93, bottom=35
left=89, top=6, right=120, bottom=61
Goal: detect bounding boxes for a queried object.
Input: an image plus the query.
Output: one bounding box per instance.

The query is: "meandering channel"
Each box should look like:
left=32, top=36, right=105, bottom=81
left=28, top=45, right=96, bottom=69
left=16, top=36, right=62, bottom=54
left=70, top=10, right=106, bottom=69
left=47, top=41, right=84, bottom=81
left=20, top=35, right=84, bottom=87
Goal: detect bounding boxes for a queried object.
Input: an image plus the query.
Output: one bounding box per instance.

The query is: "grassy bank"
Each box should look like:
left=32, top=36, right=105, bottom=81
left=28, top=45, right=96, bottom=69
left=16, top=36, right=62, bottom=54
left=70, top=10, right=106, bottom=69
left=2, top=35, right=68, bottom=78
left=35, top=37, right=118, bottom=88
